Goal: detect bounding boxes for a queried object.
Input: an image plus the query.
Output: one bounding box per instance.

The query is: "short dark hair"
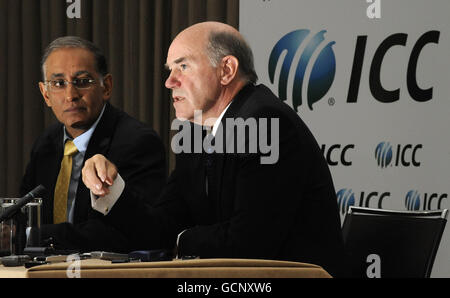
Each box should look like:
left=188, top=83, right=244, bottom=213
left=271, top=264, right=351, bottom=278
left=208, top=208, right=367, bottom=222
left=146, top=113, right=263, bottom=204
left=41, top=36, right=108, bottom=80
left=206, top=31, right=258, bottom=84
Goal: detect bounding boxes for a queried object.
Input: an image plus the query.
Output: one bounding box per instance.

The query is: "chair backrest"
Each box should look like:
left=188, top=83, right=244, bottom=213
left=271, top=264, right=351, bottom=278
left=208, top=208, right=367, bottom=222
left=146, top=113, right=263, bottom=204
left=342, top=206, right=448, bottom=278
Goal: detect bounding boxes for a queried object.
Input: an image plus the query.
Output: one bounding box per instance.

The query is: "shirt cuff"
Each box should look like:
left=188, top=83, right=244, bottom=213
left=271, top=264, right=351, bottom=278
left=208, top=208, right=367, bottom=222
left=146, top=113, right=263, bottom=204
left=90, top=173, right=125, bottom=215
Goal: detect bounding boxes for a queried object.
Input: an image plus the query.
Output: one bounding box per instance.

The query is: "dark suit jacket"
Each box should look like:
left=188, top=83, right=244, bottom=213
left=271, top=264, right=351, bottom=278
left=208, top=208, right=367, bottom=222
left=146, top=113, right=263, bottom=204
left=20, top=102, right=166, bottom=252
left=104, top=84, right=346, bottom=277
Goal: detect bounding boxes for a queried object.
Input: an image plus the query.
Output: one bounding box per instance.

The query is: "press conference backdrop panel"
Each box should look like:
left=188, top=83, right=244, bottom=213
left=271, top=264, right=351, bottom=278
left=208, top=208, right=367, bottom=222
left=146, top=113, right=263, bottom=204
left=240, top=0, right=450, bottom=277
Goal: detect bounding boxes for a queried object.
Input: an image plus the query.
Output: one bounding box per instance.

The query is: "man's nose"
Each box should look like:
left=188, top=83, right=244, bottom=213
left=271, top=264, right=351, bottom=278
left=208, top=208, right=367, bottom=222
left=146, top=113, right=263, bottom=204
left=165, top=71, right=180, bottom=89
left=65, top=82, right=80, bottom=101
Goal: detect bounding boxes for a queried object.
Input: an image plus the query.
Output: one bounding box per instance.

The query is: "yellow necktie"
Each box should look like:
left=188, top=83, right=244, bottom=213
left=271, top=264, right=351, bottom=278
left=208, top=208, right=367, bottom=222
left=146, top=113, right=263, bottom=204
left=53, top=140, right=78, bottom=224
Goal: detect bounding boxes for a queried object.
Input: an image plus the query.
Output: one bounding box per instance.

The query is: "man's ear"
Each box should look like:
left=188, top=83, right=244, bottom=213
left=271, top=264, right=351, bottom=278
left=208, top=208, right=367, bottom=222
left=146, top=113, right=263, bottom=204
left=39, top=82, right=52, bottom=107
left=101, top=74, right=113, bottom=101
left=219, top=55, right=239, bottom=86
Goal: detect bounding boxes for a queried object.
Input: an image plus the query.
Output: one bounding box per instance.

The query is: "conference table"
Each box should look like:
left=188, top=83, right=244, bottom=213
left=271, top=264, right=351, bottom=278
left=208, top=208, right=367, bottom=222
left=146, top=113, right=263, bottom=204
left=0, top=258, right=331, bottom=278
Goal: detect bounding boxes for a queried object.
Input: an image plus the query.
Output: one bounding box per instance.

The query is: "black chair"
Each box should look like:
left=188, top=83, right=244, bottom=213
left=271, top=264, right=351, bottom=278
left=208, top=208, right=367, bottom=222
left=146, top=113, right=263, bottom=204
left=342, top=206, right=448, bottom=278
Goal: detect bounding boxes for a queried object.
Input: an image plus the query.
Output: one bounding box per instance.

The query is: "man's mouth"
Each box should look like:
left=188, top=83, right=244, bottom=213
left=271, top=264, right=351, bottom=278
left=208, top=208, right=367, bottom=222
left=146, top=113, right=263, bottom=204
left=173, top=96, right=185, bottom=103
left=65, top=106, right=86, bottom=113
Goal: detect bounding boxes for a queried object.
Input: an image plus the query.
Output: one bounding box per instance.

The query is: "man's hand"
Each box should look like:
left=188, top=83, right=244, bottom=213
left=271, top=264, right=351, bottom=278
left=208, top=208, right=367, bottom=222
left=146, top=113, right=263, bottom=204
left=82, top=154, right=118, bottom=197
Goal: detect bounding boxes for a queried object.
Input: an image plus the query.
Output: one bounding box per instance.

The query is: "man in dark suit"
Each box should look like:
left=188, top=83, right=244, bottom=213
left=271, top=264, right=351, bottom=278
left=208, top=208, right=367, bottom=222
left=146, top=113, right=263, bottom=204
left=82, top=22, right=346, bottom=277
left=20, top=36, right=166, bottom=252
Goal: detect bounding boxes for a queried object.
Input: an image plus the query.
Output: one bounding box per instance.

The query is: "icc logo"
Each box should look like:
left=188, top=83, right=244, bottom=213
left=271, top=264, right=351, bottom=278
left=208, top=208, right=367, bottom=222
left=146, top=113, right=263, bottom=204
left=337, top=188, right=390, bottom=215
left=336, top=189, right=355, bottom=215
left=268, top=29, right=336, bottom=111
left=405, top=190, right=447, bottom=211
left=321, top=144, right=354, bottom=166
left=375, top=142, right=422, bottom=168
left=269, top=29, right=439, bottom=109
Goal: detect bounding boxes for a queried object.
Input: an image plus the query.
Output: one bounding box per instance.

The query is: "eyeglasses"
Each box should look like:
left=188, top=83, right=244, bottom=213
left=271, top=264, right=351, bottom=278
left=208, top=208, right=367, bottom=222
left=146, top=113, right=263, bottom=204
left=44, top=78, right=98, bottom=92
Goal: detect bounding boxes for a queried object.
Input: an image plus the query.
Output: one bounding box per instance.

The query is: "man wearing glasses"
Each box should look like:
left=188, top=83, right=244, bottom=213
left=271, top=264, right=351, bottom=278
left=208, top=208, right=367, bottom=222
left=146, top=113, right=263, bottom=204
left=20, top=36, right=166, bottom=252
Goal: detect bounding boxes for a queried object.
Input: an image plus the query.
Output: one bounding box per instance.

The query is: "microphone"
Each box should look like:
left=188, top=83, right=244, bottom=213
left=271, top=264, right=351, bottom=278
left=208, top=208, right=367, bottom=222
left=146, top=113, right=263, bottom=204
left=0, top=185, right=46, bottom=223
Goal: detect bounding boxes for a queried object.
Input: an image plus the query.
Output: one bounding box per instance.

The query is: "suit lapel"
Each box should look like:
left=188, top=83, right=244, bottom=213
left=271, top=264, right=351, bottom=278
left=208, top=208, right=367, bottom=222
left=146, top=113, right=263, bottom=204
left=73, top=103, right=119, bottom=223
left=214, top=84, right=255, bottom=213
left=83, top=103, right=117, bottom=160
left=40, top=125, right=64, bottom=224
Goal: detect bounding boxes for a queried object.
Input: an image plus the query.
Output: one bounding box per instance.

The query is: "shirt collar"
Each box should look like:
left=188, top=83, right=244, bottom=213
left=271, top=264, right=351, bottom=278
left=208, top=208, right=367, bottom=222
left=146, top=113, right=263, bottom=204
left=211, top=101, right=233, bottom=137
left=63, top=104, right=106, bottom=153
left=210, top=83, right=255, bottom=136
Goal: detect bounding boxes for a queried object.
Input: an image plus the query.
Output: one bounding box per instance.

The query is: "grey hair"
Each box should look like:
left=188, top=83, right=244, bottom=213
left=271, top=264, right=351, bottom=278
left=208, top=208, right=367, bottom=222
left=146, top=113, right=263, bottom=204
left=41, top=36, right=108, bottom=80
left=206, top=31, right=258, bottom=84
